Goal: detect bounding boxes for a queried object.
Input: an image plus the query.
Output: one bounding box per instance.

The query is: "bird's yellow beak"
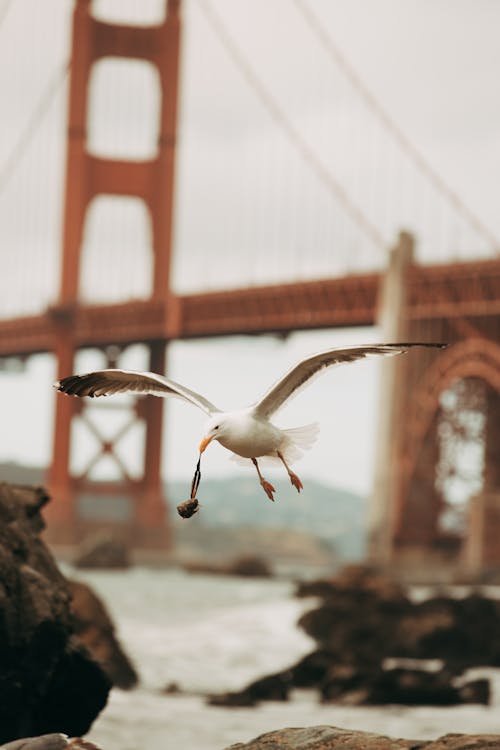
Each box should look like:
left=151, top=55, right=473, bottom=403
left=199, top=435, right=214, bottom=454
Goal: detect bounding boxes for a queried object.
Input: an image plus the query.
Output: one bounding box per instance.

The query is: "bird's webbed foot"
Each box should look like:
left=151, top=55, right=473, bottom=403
left=277, top=450, right=303, bottom=493
left=289, top=472, right=303, bottom=493
left=260, top=479, right=276, bottom=502
left=252, top=458, right=276, bottom=502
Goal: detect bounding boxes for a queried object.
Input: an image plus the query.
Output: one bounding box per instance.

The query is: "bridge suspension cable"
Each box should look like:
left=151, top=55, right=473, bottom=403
left=0, top=0, right=12, bottom=29
left=197, top=0, right=387, bottom=253
left=293, top=0, right=500, bottom=254
left=0, top=60, right=69, bottom=196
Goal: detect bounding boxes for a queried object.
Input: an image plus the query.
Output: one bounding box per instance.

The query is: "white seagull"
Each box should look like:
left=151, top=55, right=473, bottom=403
left=55, top=342, right=445, bottom=501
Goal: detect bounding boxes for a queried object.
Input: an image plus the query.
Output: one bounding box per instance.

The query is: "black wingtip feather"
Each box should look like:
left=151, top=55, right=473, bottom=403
left=55, top=374, right=88, bottom=397
left=381, top=342, right=447, bottom=349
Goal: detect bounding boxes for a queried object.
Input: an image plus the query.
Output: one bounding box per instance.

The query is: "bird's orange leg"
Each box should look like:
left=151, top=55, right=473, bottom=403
left=252, top=458, right=275, bottom=502
left=277, top=451, right=303, bottom=493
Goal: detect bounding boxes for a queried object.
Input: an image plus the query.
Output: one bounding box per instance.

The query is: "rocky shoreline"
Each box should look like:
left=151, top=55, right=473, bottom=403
left=2, top=481, right=500, bottom=750
left=208, top=565, right=498, bottom=707
left=4, top=726, right=500, bottom=750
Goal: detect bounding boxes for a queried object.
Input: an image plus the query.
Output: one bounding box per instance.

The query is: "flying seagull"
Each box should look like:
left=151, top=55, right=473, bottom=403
left=55, top=342, right=445, bottom=501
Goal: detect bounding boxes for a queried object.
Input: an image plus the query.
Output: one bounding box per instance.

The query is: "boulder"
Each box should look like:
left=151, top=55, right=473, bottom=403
left=72, top=533, right=130, bottom=570
left=0, top=483, right=110, bottom=744
left=224, top=725, right=418, bottom=749
left=224, top=726, right=500, bottom=750
left=68, top=580, right=138, bottom=690
left=402, top=594, right=500, bottom=668
left=298, top=565, right=500, bottom=673
left=321, top=664, right=490, bottom=706
left=297, top=574, right=410, bottom=670
left=207, top=670, right=291, bottom=707
left=183, top=554, right=272, bottom=578
left=289, top=649, right=336, bottom=688
left=0, top=736, right=102, bottom=749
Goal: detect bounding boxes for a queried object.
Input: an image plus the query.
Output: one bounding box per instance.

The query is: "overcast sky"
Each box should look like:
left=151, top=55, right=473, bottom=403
left=0, top=0, right=499, bottom=498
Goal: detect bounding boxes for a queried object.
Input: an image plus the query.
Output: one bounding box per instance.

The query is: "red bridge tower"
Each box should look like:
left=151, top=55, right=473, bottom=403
left=45, top=0, right=181, bottom=550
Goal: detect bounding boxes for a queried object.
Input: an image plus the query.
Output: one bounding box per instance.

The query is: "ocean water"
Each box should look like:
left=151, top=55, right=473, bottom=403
left=69, top=568, right=500, bottom=750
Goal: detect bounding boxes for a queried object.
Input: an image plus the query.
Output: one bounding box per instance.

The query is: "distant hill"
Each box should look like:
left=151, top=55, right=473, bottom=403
left=167, top=474, right=366, bottom=560
left=0, top=462, right=366, bottom=561
left=0, top=462, right=44, bottom=486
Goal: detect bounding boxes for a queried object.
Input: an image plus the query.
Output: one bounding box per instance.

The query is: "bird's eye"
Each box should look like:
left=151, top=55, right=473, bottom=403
left=214, top=425, right=219, bottom=430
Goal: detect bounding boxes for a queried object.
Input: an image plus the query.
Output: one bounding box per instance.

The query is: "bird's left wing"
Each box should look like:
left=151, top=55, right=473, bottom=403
left=55, top=369, right=219, bottom=415
left=252, top=342, right=446, bottom=419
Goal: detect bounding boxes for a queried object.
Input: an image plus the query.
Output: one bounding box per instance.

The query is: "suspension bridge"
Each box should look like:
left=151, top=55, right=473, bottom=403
left=0, top=0, right=499, bottom=572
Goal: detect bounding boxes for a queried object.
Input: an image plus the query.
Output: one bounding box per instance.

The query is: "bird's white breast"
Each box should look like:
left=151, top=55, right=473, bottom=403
left=217, top=411, right=282, bottom=458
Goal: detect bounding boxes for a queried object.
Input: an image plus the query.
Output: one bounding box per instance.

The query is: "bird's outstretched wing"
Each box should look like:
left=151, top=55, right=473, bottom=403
left=252, top=342, right=446, bottom=419
left=55, top=369, right=218, bottom=415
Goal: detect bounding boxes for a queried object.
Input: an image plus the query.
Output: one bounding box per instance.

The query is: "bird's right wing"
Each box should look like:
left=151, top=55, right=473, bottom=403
left=252, top=342, right=446, bottom=419
left=55, top=369, right=219, bottom=416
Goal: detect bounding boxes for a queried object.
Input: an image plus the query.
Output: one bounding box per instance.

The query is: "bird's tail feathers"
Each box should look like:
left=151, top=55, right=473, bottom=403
left=282, top=422, right=320, bottom=449
left=230, top=422, right=319, bottom=468
left=279, top=422, right=320, bottom=464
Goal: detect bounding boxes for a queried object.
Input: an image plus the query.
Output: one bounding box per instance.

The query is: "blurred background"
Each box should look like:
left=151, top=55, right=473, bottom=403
left=1, top=1, right=500, bottom=748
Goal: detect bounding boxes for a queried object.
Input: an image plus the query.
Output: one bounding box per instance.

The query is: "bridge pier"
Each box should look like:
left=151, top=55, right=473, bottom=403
left=369, top=230, right=500, bottom=579
left=368, top=230, right=413, bottom=564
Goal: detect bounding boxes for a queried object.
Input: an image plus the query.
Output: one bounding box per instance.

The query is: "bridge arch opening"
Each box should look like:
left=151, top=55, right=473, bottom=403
left=79, top=195, right=153, bottom=303
left=87, top=57, right=161, bottom=160
left=92, top=0, right=166, bottom=26
left=396, top=339, right=500, bottom=557
left=436, top=378, right=487, bottom=535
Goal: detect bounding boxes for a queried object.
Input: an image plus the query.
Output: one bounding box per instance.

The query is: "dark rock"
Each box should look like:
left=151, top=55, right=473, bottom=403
left=27, top=638, right=110, bottom=736
left=223, top=726, right=500, bottom=750
left=0, top=736, right=102, bottom=750
left=320, top=663, right=374, bottom=704
left=68, top=580, right=138, bottom=690
left=321, top=664, right=489, bottom=706
left=73, top=533, right=130, bottom=570
left=183, top=554, right=272, bottom=578
left=207, top=692, right=258, bottom=708
left=296, top=564, right=406, bottom=602
left=408, top=594, right=500, bottom=668
left=0, top=483, right=110, bottom=744
left=298, top=564, right=500, bottom=674
left=208, top=670, right=291, bottom=707
left=289, top=649, right=336, bottom=688
left=162, top=681, right=182, bottom=695
left=297, top=580, right=410, bottom=670
left=221, top=564, right=500, bottom=709
left=226, top=555, right=272, bottom=578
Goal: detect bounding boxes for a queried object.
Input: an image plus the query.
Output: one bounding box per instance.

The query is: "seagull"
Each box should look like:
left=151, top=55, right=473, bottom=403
left=55, top=342, right=445, bottom=502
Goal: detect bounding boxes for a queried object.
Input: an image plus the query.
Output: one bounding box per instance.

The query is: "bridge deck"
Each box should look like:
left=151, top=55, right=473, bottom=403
left=1, top=258, right=499, bottom=357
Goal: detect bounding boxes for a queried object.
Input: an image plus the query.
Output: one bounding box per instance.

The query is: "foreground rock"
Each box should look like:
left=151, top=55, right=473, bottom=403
left=211, top=564, right=497, bottom=707
left=0, top=735, right=102, bottom=749
left=68, top=580, right=138, bottom=689
left=224, top=726, right=500, bottom=750
left=0, top=483, right=110, bottom=744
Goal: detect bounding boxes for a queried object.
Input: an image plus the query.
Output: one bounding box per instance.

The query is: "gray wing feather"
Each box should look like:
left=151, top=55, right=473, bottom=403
left=55, top=369, right=218, bottom=416
left=252, top=343, right=446, bottom=418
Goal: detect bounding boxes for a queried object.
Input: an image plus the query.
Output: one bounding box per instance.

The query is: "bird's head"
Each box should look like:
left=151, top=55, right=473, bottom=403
left=199, top=415, right=227, bottom=453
